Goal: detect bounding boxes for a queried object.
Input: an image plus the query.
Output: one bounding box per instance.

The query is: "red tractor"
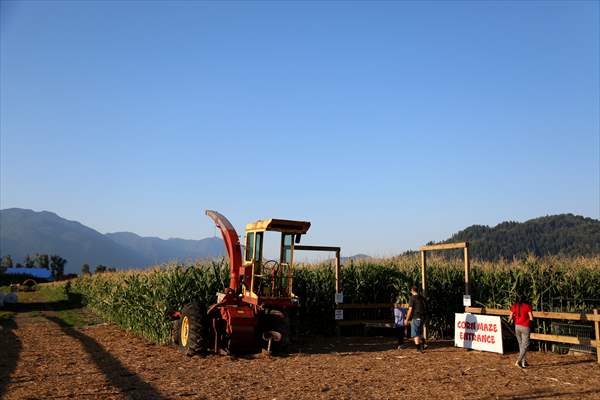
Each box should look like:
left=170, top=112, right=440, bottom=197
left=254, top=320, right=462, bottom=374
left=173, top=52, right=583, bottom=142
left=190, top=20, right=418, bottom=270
left=172, top=210, right=341, bottom=355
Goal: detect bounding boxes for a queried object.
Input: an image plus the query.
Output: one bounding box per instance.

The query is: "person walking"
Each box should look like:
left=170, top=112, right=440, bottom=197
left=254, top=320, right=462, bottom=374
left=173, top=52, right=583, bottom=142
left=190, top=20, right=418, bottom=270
left=509, top=294, right=534, bottom=368
left=405, top=286, right=427, bottom=352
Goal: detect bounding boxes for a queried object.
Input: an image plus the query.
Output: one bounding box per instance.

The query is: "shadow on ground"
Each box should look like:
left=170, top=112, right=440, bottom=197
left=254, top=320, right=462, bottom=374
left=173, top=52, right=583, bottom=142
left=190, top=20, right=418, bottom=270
left=46, top=315, right=165, bottom=400
left=1, top=292, right=84, bottom=314
left=287, top=336, right=456, bottom=355
left=0, top=319, right=21, bottom=399
left=491, top=388, right=600, bottom=400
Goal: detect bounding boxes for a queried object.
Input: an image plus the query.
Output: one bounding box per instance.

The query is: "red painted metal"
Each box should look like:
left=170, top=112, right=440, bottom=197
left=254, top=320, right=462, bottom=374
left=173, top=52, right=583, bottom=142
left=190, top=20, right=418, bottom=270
left=205, top=210, right=243, bottom=292
left=220, top=305, right=258, bottom=353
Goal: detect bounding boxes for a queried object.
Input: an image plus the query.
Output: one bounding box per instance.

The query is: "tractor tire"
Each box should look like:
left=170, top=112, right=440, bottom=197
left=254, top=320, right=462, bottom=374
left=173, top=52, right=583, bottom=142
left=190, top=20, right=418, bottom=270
left=171, top=319, right=182, bottom=345
left=261, top=309, right=291, bottom=353
left=178, top=302, right=209, bottom=356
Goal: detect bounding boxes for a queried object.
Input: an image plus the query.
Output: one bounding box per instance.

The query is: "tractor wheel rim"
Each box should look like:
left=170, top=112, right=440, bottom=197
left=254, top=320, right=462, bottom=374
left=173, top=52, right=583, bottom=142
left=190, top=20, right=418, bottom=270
left=181, top=316, right=189, bottom=347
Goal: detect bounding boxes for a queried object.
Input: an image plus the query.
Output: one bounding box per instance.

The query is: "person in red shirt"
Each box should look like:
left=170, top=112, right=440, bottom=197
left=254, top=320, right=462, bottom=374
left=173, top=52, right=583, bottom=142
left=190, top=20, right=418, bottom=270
left=509, top=294, right=534, bottom=368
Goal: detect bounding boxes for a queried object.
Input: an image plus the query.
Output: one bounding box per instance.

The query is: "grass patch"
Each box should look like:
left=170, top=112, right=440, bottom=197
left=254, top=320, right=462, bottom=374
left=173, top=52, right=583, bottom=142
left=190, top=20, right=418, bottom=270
left=0, top=310, right=15, bottom=320
left=0, top=281, right=103, bottom=327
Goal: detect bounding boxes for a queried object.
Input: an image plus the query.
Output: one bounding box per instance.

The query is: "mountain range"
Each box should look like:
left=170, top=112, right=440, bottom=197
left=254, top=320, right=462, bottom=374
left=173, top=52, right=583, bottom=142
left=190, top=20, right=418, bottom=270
left=0, top=208, right=225, bottom=274
left=2, top=209, right=598, bottom=275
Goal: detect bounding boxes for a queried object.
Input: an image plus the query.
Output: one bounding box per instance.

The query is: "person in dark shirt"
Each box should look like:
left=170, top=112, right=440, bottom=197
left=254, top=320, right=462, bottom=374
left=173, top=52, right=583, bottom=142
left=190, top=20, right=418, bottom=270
left=405, top=286, right=427, bottom=352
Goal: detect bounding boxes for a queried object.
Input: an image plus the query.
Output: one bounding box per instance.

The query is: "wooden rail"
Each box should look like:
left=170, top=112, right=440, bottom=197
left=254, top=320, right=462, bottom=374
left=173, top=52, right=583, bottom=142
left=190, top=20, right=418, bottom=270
left=464, top=307, right=600, bottom=322
left=465, top=306, right=600, bottom=363
left=419, top=242, right=468, bottom=251
left=334, top=303, right=409, bottom=333
left=336, top=303, right=408, bottom=309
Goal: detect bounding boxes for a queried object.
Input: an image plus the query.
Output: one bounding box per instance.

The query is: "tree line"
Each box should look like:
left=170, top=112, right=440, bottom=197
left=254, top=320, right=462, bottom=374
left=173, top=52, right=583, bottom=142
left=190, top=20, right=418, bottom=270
left=80, top=264, right=117, bottom=275
left=1, top=255, right=119, bottom=278
left=442, top=214, right=600, bottom=261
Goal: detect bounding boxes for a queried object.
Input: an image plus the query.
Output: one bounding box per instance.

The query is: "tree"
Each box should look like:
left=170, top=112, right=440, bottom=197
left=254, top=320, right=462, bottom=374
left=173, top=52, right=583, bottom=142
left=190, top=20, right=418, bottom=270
left=50, top=255, right=67, bottom=279
left=81, top=264, right=90, bottom=275
left=1, top=255, right=13, bottom=272
left=15, top=262, right=23, bottom=268
left=107, top=267, right=117, bottom=273
left=95, top=265, right=107, bottom=274
left=25, top=255, right=35, bottom=268
left=36, top=254, right=50, bottom=269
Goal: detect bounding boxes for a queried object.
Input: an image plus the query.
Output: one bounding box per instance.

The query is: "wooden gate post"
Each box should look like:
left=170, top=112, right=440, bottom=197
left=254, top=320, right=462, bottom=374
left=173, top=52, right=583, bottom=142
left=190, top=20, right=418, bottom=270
left=420, top=250, right=427, bottom=341
left=594, top=309, right=600, bottom=364
left=463, top=244, right=470, bottom=295
left=420, top=250, right=427, bottom=295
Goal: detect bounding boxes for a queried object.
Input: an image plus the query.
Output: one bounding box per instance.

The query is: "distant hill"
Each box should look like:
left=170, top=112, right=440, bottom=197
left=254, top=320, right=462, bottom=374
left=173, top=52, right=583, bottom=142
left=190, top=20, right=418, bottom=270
left=0, top=208, right=148, bottom=274
left=106, top=232, right=225, bottom=265
left=0, top=208, right=225, bottom=274
left=440, top=214, right=600, bottom=260
left=341, top=254, right=370, bottom=263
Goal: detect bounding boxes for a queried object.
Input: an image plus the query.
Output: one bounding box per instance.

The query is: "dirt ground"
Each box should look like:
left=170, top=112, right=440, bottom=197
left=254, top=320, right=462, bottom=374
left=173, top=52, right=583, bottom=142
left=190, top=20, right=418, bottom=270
left=1, top=299, right=599, bottom=400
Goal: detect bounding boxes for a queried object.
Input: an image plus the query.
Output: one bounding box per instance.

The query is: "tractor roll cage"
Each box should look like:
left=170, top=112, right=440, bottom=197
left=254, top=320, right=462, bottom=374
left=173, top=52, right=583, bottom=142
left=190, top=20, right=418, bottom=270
left=243, top=219, right=341, bottom=300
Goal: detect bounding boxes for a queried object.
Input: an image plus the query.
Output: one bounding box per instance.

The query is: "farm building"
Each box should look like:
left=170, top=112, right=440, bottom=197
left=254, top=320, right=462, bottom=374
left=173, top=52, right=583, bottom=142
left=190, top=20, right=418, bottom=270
left=4, top=267, right=53, bottom=280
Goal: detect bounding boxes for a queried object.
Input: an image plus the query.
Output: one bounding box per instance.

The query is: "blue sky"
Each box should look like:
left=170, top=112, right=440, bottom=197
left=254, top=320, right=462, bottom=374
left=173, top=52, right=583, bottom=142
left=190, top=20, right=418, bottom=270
left=1, top=1, right=598, bottom=258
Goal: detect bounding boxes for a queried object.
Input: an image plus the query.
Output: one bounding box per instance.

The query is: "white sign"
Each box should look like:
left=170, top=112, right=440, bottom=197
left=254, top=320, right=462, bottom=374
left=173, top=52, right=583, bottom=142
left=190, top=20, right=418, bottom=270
left=454, top=313, right=503, bottom=354
left=335, top=292, right=344, bottom=304
left=463, top=295, right=471, bottom=307
left=335, top=309, right=344, bottom=320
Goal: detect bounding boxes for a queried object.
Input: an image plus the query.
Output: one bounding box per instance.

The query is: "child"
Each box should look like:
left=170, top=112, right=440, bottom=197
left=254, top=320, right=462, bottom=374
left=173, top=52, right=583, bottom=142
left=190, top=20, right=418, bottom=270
left=394, top=305, right=408, bottom=349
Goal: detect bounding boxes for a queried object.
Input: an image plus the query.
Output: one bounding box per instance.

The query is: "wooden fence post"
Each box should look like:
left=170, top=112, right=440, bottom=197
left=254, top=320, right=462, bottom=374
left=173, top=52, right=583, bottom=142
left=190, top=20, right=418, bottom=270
left=594, top=309, right=600, bottom=364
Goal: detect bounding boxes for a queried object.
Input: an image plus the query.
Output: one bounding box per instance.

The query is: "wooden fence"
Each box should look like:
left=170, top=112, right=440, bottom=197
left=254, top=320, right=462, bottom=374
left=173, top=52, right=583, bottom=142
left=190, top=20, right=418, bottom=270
left=466, top=306, right=600, bottom=364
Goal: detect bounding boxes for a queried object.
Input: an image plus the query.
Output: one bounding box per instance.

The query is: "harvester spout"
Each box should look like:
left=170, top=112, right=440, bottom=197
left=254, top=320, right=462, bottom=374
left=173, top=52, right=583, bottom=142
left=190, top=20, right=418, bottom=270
left=205, top=210, right=243, bottom=292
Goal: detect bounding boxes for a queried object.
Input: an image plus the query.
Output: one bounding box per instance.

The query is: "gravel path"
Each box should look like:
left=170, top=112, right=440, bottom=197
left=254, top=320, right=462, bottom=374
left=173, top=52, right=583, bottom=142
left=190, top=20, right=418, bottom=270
left=1, top=308, right=599, bottom=399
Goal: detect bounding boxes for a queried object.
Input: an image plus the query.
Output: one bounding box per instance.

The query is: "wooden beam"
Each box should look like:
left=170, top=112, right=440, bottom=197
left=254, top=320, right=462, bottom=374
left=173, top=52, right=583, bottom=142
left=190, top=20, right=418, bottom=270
left=530, top=333, right=598, bottom=347
left=335, top=319, right=394, bottom=327
left=594, top=309, right=600, bottom=364
left=419, top=242, right=468, bottom=251
left=420, top=251, right=427, bottom=294
left=464, top=246, right=470, bottom=295
left=335, top=249, right=340, bottom=293
left=336, top=303, right=408, bottom=309
left=465, top=307, right=511, bottom=316
left=421, top=250, right=428, bottom=341
left=294, top=245, right=341, bottom=252
left=532, top=310, right=598, bottom=322
left=465, top=307, right=597, bottom=321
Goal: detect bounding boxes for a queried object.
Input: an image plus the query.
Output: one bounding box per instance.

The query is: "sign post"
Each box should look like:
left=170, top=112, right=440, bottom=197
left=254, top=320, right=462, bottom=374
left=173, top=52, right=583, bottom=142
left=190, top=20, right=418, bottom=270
left=463, top=295, right=471, bottom=307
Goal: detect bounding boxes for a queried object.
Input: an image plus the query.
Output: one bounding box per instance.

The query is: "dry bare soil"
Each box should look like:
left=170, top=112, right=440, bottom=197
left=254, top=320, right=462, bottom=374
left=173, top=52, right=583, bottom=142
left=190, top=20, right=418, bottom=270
left=1, top=292, right=599, bottom=400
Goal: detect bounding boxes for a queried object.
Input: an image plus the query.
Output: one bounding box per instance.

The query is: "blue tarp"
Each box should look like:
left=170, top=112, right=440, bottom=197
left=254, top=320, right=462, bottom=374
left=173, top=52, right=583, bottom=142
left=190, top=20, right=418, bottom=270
left=5, top=267, right=53, bottom=280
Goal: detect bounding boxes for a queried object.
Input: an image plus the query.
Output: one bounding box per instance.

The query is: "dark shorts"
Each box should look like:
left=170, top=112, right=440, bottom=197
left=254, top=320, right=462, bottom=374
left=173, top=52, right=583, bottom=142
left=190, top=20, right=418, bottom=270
left=411, top=318, right=423, bottom=337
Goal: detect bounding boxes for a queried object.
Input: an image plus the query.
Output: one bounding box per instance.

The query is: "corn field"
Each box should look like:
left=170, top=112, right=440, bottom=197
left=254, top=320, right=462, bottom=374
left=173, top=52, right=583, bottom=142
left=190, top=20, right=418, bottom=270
left=72, top=255, right=600, bottom=344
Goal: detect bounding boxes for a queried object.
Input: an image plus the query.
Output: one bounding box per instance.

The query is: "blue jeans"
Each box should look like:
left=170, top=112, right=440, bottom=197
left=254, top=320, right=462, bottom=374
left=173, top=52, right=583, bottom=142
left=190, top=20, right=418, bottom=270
left=411, top=319, right=423, bottom=337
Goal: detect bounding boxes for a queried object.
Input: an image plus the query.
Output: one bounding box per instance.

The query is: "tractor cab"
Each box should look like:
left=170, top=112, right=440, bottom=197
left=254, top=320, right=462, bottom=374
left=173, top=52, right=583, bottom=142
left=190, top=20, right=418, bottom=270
left=241, top=218, right=311, bottom=305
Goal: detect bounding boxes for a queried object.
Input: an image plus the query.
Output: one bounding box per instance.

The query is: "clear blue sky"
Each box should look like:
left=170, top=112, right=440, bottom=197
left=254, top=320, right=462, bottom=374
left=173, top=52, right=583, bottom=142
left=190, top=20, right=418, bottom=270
left=1, top=0, right=598, bottom=258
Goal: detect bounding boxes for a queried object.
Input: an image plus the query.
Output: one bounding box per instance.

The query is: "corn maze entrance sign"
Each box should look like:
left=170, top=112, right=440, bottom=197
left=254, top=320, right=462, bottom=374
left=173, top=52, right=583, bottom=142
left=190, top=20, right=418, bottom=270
left=454, top=313, right=504, bottom=354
